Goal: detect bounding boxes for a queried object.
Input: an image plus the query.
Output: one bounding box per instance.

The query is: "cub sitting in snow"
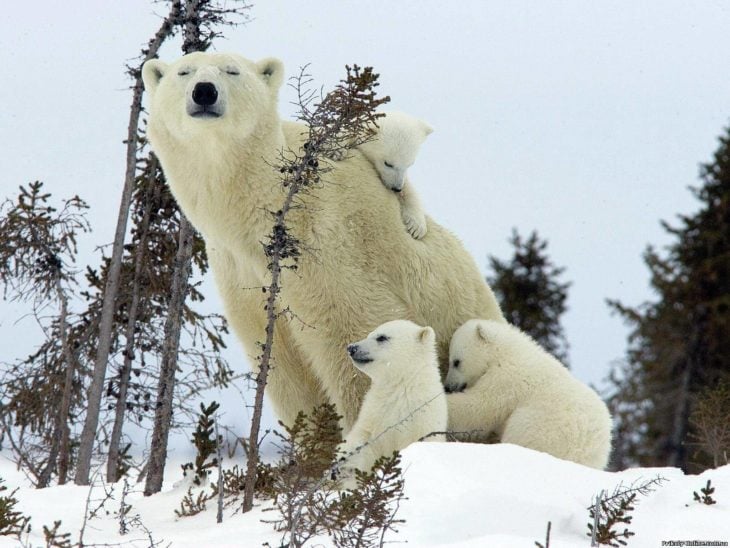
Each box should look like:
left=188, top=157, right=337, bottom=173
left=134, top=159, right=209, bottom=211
left=445, top=319, right=612, bottom=469
left=357, top=111, right=432, bottom=239
left=338, top=320, right=447, bottom=482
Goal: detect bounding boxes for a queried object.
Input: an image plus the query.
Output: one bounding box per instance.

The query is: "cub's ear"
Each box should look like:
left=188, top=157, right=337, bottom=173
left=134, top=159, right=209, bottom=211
left=475, top=323, right=491, bottom=344
left=419, top=326, right=435, bottom=344
left=257, top=57, right=285, bottom=91
left=420, top=120, right=434, bottom=138
left=142, top=59, right=168, bottom=97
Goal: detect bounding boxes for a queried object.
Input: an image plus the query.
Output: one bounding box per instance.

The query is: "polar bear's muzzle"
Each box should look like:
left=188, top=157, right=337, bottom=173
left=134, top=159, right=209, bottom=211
left=187, top=81, right=224, bottom=118
left=347, top=344, right=373, bottom=365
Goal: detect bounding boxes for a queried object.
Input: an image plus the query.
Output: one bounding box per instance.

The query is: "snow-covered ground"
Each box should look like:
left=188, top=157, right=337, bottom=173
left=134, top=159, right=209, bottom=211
left=2, top=443, right=729, bottom=547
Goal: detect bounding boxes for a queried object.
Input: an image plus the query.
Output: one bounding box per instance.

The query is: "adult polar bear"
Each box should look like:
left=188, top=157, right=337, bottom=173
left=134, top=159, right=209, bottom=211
left=142, top=52, right=504, bottom=430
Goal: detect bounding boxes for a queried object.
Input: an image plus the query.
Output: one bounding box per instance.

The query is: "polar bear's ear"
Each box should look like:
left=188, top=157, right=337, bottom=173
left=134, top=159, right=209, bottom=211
left=257, top=58, right=285, bottom=91
left=475, top=323, right=491, bottom=344
left=420, top=120, right=434, bottom=138
left=142, top=59, right=167, bottom=97
left=418, top=326, right=435, bottom=344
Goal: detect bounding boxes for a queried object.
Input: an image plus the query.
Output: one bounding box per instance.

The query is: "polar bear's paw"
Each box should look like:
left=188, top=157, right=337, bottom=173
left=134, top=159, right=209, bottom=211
left=402, top=207, right=427, bottom=240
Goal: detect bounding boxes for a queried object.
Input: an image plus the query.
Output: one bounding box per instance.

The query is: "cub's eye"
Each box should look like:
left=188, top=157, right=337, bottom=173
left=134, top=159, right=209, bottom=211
left=224, top=67, right=240, bottom=76
left=178, top=69, right=191, bottom=76
left=383, top=161, right=394, bottom=169
left=452, top=359, right=461, bottom=369
left=375, top=334, right=389, bottom=343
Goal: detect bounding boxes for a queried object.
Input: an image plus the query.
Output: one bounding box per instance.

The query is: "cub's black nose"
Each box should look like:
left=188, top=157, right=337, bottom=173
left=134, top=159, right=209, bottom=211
left=192, top=82, right=218, bottom=106
left=347, top=344, right=358, bottom=357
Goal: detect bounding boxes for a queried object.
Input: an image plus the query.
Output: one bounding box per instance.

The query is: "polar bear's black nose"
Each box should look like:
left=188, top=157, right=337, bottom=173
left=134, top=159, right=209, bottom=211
left=192, top=82, right=218, bottom=106
left=347, top=344, right=358, bottom=357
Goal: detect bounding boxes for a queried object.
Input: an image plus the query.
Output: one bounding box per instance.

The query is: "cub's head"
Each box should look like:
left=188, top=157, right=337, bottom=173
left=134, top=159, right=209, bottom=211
left=346, top=320, right=436, bottom=380
left=359, top=111, right=433, bottom=192
left=142, top=52, right=284, bottom=146
left=445, top=319, right=497, bottom=393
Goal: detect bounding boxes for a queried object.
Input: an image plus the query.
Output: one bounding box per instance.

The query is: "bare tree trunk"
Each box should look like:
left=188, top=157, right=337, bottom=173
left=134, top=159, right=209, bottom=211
left=106, top=167, right=160, bottom=482
left=143, top=217, right=195, bottom=496
left=241, top=258, right=282, bottom=512
left=667, top=307, right=706, bottom=470
left=75, top=0, right=182, bottom=486
left=37, top=285, right=74, bottom=488
left=55, top=289, right=76, bottom=485
left=215, top=414, right=224, bottom=524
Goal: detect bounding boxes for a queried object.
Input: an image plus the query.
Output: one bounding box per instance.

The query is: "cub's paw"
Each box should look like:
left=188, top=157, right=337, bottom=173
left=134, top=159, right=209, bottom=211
left=402, top=209, right=427, bottom=240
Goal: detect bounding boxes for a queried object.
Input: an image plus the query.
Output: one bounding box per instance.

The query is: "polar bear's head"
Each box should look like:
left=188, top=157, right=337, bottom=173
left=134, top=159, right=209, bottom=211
left=346, top=320, right=436, bottom=381
left=142, top=52, right=284, bottom=148
left=358, top=111, right=433, bottom=192
left=445, top=319, right=498, bottom=393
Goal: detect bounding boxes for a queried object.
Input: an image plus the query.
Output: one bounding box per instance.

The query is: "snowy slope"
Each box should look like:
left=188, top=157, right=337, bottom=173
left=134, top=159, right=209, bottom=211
left=2, top=443, right=729, bottom=547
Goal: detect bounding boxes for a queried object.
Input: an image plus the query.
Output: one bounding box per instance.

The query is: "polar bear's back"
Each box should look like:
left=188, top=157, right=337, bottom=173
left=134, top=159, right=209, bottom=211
left=280, top=121, right=504, bottom=372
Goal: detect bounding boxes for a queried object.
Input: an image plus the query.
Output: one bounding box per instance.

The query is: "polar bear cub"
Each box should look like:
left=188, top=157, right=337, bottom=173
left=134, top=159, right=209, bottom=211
left=358, top=112, right=433, bottom=239
left=339, top=320, right=447, bottom=480
left=445, top=319, right=612, bottom=469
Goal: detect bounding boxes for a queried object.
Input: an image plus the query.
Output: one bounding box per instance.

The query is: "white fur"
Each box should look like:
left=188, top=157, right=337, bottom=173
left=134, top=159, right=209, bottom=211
left=445, top=319, right=612, bottom=469
left=142, top=52, right=504, bottom=431
left=358, top=112, right=432, bottom=239
left=339, top=320, right=447, bottom=483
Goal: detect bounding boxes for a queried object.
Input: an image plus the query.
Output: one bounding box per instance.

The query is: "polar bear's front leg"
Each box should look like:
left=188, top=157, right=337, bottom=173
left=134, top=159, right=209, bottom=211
left=447, top=389, right=506, bottom=442
left=397, top=182, right=427, bottom=240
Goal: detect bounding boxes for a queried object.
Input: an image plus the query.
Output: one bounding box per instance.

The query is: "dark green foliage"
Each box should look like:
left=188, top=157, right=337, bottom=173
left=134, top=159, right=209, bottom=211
left=586, top=477, right=664, bottom=547
left=174, top=487, right=213, bottom=518
left=327, top=453, right=406, bottom=548
left=42, top=520, right=71, bottom=548
left=688, top=381, right=730, bottom=468
left=693, top=479, right=717, bottom=505
left=115, top=443, right=133, bottom=480
left=0, top=181, right=89, bottom=302
left=487, top=229, right=571, bottom=364
left=606, top=126, right=730, bottom=471
left=0, top=182, right=91, bottom=486
left=267, top=404, right=405, bottom=548
left=0, top=478, right=31, bottom=538
left=278, top=403, right=343, bottom=479
left=181, top=401, right=222, bottom=486
left=587, top=493, right=636, bottom=547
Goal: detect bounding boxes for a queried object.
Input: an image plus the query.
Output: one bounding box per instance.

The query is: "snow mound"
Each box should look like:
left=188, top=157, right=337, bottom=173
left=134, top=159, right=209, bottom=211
left=3, top=443, right=729, bottom=547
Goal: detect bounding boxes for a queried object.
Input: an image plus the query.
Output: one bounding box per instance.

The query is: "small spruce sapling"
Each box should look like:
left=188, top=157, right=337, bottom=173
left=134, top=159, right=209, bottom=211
left=181, top=401, right=222, bottom=486
left=0, top=478, right=31, bottom=538
left=587, top=476, right=666, bottom=547
left=693, top=479, right=717, bottom=505
left=328, top=453, right=406, bottom=548
left=42, top=520, right=72, bottom=548
left=175, top=488, right=212, bottom=518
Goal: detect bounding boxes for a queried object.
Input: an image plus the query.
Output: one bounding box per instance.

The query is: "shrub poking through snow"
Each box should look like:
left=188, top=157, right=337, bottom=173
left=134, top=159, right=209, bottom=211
left=693, top=479, right=717, bottom=505
left=42, top=520, right=71, bottom=548
left=266, top=403, right=406, bottom=548
left=0, top=478, right=31, bottom=538
left=587, top=476, right=666, bottom=547
left=181, top=401, right=222, bottom=486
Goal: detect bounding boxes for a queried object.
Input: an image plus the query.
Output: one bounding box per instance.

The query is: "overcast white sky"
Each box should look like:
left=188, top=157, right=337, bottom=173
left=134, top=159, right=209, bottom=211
left=2, top=1, right=730, bottom=448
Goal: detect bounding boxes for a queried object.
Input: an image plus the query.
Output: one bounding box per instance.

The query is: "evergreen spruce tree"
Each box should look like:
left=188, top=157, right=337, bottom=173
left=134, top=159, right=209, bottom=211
left=487, top=229, right=571, bottom=364
left=606, top=125, right=730, bottom=472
